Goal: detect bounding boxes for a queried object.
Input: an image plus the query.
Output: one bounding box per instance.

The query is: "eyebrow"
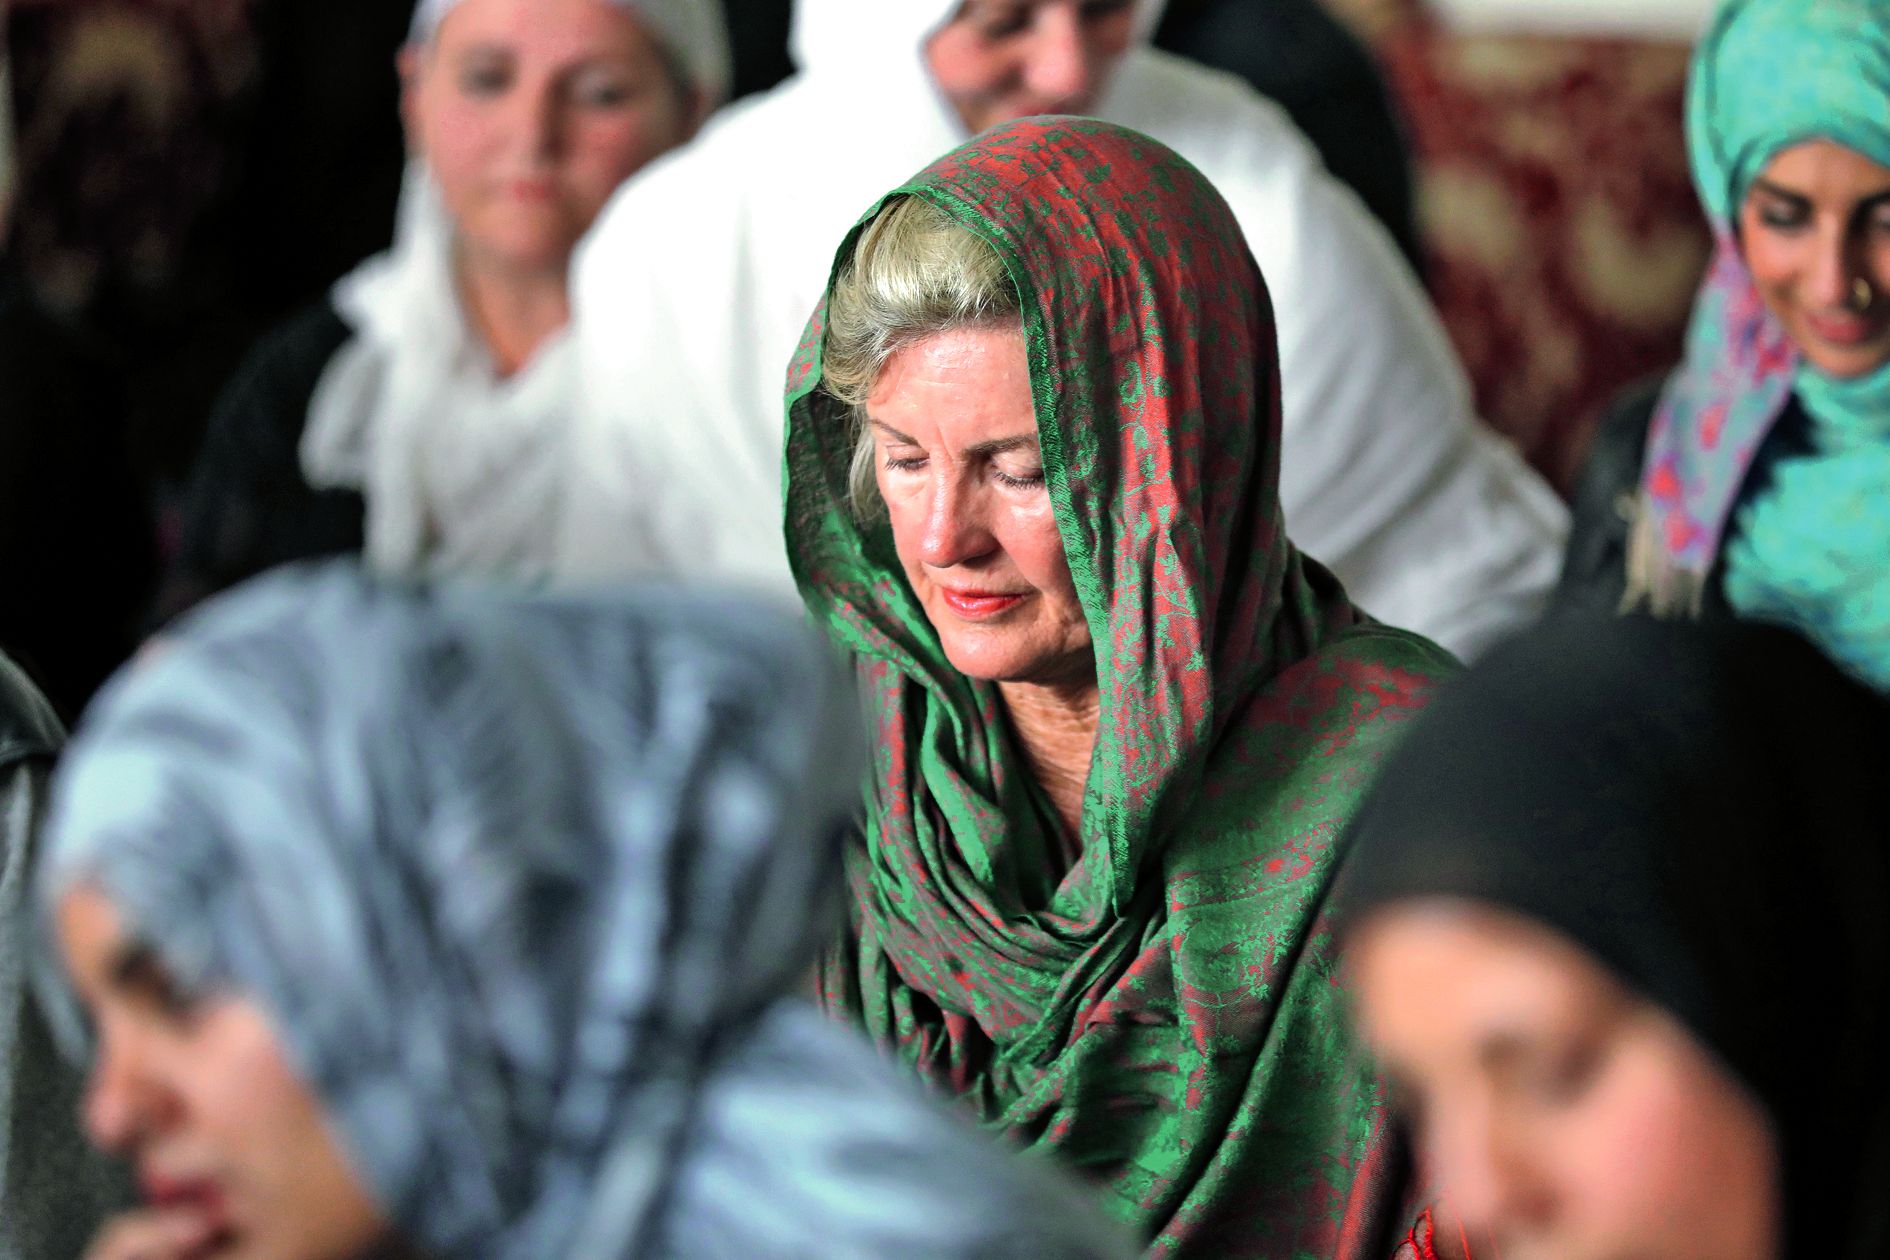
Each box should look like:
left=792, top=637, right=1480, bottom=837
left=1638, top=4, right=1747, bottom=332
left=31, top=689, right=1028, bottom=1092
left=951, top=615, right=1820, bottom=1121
left=869, top=420, right=919, bottom=446
left=966, top=434, right=1040, bottom=459
left=1750, top=178, right=1808, bottom=204
left=868, top=420, right=1040, bottom=459
left=1750, top=177, right=1890, bottom=210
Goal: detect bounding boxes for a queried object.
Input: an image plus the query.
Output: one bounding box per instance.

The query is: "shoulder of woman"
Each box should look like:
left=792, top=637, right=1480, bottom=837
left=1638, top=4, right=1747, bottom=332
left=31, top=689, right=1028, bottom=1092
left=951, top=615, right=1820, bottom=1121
left=1210, top=627, right=1455, bottom=779
left=1312, top=623, right=1460, bottom=685
left=249, top=299, right=356, bottom=388
left=208, top=299, right=356, bottom=450
left=0, top=649, right=62, bottom=768
left=1255, top=625, right=1460, bottom=736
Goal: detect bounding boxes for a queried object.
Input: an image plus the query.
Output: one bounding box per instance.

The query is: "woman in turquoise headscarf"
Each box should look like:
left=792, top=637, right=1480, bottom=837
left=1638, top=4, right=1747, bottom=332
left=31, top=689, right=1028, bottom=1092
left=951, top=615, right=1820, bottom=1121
left=1560, top=0, right=1890, bottom=688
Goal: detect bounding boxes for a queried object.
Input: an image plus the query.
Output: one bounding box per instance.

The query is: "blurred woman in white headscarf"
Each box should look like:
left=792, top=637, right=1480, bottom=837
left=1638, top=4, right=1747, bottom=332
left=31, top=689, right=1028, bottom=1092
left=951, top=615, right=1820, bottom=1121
left=159, top=0, right=727, bottom=617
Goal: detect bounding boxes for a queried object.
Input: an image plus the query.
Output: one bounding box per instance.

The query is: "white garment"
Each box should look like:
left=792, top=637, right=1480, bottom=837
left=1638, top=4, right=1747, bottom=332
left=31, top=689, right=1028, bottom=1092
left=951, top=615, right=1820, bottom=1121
left=569, top=0, right=1569, bottom=657
left=303, top=170, right=664, bottom=583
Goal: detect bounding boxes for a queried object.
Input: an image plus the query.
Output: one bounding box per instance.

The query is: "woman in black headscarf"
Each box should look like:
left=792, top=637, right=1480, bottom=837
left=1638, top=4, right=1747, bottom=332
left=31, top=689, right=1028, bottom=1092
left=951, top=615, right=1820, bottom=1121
left=1339, top=616, right=1890, bottom=1260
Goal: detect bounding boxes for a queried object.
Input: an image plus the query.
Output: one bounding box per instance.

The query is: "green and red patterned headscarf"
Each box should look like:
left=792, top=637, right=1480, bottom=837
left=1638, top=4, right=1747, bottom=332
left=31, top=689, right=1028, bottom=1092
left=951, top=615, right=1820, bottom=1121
left=783, top=118, right=1456, bottom=1257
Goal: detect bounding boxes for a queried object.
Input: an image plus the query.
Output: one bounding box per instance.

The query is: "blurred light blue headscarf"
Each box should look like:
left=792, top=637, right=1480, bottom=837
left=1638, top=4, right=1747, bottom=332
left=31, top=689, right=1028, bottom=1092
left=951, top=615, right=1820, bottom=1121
left=1629, top=0, right=1890, bottom=692
left=36, top=563, right=1135, bottom=1260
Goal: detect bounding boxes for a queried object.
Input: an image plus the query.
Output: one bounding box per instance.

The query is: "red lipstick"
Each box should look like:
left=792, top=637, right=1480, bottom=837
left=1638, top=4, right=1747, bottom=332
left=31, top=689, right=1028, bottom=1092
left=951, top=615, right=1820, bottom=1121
left=1805, top=310, right=1882, bottom=347
left=141, top=1172, right=231, bottom=1231
left=938, top=588, right=1026, bottom=619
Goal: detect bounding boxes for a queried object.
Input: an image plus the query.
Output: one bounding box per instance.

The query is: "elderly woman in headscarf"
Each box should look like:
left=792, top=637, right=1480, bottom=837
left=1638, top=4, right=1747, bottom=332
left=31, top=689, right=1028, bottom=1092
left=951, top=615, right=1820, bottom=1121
left=784, top=116, right=1460, bottom=1256
left=1341, top=616, right=1890, bottom=1260
left=1560, top=0, right=1890, bottom=691
left=159, top=0, right=727, bottom=618
left=36, top=562, right=1137, bottom=1260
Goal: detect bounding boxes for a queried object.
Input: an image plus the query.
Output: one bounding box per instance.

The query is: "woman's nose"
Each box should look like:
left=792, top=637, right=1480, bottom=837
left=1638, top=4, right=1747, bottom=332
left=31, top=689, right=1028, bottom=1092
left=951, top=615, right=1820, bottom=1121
left=1807, top=230, right=1865, bottom=310
left=1024, top=8, right=1097, bottom=106
left=1425, top=1105, right=1551, bottom=1246
left=83, top=1031, right=167, bottom=1156
left=919, top=475, right=997, bottom=569
left=509, top=80, right=564, bottom=163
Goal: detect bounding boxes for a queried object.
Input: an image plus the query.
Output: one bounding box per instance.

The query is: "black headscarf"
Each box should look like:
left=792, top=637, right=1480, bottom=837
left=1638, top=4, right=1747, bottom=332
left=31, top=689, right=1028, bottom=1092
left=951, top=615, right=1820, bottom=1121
left=1338, top=615, right=1890, bottom=1260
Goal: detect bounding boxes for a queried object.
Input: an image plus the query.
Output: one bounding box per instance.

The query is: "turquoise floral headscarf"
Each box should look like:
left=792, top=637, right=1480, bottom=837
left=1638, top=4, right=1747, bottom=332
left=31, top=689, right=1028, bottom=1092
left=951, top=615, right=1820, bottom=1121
left=1628, top=0, right=1890, bottom=690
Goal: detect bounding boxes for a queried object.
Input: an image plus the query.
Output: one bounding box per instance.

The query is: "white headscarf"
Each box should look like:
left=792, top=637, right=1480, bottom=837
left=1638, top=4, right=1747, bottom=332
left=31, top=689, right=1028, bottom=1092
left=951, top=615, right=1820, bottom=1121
left=567, top=0, right=1569, bottom=657
left=300, top=0, right=728, bottom=583
left=409, top=0, right=730, bottom=105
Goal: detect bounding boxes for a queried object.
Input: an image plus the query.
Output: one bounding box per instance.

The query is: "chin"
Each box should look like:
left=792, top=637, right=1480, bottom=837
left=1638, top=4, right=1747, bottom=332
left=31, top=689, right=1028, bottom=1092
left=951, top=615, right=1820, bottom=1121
left=466, top=220, right=582, bottom=273
left=940, top=637, right=1093, bottom=689
left=940, top=643, right=1028, bottom=683
left=935, top=632, right=1050, bottom=685
left=1802, top=346, right=1890, bottom=380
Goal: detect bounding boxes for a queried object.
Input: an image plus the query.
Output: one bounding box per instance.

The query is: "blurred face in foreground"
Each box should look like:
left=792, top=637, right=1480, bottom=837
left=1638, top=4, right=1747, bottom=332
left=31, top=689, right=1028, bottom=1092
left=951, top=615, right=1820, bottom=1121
left=403, top=0, right=699, bottom=280
left=925, top=0, right=1138, bottom=135
left=1348, top=901, right=1780, bottom=1260
left=59, top=886, right=396, bottom=1260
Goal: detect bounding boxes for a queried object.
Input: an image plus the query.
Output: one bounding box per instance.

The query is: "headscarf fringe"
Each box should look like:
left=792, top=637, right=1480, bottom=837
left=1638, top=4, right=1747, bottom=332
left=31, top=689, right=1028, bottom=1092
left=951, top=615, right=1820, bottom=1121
left=1621, top=490, right=1706, bottom=619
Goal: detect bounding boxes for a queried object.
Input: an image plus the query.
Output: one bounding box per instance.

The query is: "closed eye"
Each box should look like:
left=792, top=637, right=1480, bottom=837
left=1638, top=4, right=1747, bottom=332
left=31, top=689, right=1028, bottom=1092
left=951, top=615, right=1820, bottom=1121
left=1753, top=195, right=1809, bottom=232
left=992, top=467, right=1045, bottom=489
left=109, top=943, right=207, bottom=1026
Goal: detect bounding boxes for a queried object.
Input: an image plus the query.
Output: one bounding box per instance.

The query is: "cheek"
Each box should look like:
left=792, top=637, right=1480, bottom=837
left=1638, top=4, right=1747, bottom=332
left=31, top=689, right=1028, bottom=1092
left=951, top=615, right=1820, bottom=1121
left=1738, top=223, right=1804, bottom=305
left=878, top=473, right=929, bottom=560
left=565, top=107, right=682, bottom=192
left=194, top=1033, right=318, bottom=1166
left=1552, top=1049, right=1775, bottom=1249
left=1868, top=233, right=1890, bottom=287
left=165, top=1011, right=332, bottom=1203
left=926, top=32, right=1009, bottom=99
left=418, top=104, right=511, bottom=228
left=204, top=1020, right=390, bottom=1253
left=999, top=501, right=1079, bottom=601
left=420, top=104, right=496, bottom=185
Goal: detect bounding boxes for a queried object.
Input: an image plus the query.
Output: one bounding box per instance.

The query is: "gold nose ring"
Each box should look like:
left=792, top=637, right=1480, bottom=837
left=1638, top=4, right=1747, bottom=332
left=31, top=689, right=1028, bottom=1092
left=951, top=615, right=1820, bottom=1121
left=1853, top=277, right=1875, bottom=311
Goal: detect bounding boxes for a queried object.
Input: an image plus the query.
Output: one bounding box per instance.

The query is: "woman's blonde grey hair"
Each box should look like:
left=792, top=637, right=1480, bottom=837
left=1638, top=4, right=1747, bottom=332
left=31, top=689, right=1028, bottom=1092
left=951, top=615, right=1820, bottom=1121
left=821, top=195, right=1023, bottom=520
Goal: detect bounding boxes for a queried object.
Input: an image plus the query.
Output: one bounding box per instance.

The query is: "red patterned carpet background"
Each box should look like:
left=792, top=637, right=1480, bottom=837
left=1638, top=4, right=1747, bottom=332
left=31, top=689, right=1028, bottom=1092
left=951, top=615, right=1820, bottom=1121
left=1337, top=0, right=1709, bottom=492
